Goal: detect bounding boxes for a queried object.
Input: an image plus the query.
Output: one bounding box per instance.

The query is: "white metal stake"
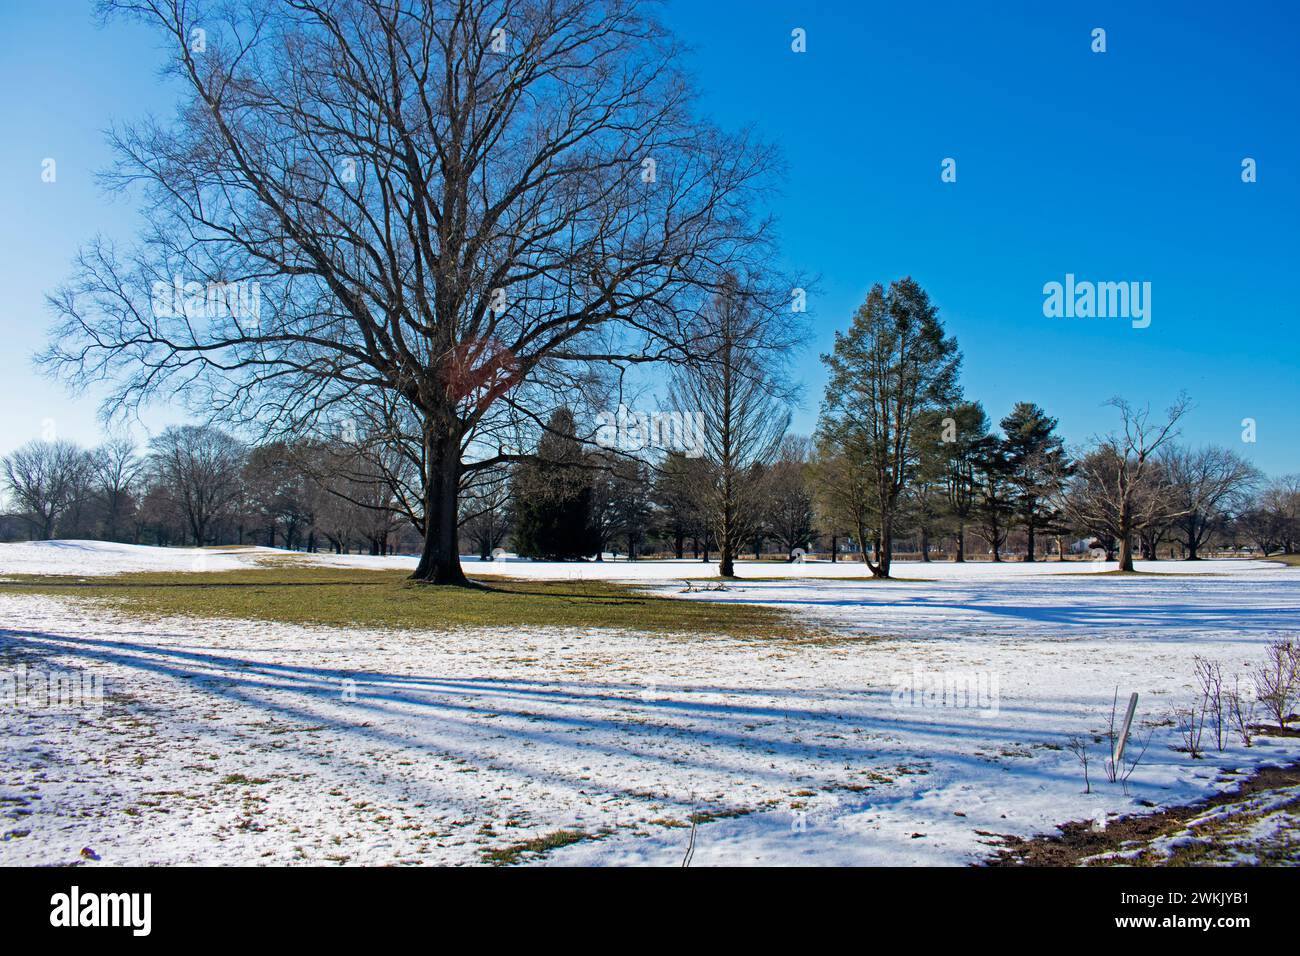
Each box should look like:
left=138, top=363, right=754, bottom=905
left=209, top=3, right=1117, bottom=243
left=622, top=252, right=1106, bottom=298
left=1113, top=692, right=1139, bottom=767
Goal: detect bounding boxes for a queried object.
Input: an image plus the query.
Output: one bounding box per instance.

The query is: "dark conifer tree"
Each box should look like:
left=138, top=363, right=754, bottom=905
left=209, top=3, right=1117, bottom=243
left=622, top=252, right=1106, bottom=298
left=999, top=402, right=1071, bottom=561
left=511, top=410, right=598, bottom=561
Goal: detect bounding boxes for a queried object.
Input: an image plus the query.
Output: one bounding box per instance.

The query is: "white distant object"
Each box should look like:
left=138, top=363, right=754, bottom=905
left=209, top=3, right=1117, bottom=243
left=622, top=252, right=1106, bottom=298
left=791, top=548, right=806, bottom=564
left=491, top=548, right=507, bottom=562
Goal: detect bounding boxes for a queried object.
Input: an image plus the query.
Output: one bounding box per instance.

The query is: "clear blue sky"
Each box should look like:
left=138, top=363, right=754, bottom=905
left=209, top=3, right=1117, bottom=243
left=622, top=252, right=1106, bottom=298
left=1, top=1, right=1297, bottom=473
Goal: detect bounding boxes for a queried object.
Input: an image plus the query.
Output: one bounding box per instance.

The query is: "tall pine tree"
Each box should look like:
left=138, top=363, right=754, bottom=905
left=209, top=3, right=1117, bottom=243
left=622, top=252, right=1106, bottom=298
left=999, top=402, right=1071, bottom=561
left=819, top=279, right=961, bottom=577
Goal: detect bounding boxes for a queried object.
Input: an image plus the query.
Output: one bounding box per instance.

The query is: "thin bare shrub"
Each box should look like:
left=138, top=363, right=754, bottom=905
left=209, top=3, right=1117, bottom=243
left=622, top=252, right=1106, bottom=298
left=1083, top=691, right=1150, bottom=794
left=1225, top=674, right=1257, bottom=747
left=1103, top=688, right=1122, bottom=783
left=1193, top=657, right=1227, bottom=751
left=1102, top=688, right=1149, bottom=787
left=1253, top=639, right=1300, bottom=732
left=1118, top=727, right=1153, bottom=796
left=1066, top=735, right=1092, bottom=794
left=1174, top=704, right=1206, bottom=759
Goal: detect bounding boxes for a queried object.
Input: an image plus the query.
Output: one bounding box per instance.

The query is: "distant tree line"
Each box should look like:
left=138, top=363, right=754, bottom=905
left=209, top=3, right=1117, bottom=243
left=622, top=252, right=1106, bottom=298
left=0, top=426, right=410, bottom=554
left=1, top=412, right=1291, bottom=568
left=7, top=279, right=1293, bottom=570
left=809, top=278, right=1280, bottom=575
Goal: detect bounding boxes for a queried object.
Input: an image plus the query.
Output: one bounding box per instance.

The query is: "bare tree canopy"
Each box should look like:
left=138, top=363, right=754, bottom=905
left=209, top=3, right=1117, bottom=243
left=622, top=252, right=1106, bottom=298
left=1061, top=394, right=1191, bottom=572
left=1161, top=445, right=1261, bottom=560
left=669, top=278, right=794, bottom=577
left=1240, top=475, right=1300, bottom=556
left=42, top=0, right=782, bottom=583
left=2, top=440, right=93, bottom=540
left=148, top=425, right=247, bottom=545
left=765, top=434, right=815, bottom=557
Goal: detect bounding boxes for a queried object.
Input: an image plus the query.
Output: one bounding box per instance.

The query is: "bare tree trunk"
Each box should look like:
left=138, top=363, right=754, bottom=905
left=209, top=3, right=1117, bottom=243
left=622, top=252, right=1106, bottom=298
left=1117, top=534, right=1135, bottom=573
left=411, top=423, right=468, bottom=586
left=955, top=523, right=966, bottom=562
left=719, top=497, right=736, bottom=577
left=870, top=522, right=891, bottom=579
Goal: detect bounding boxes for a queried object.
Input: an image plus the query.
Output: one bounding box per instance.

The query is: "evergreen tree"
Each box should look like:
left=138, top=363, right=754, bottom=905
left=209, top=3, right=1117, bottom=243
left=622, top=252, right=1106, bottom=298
left=972, top=439, right=1015, bottom=561
left=818, top=279, right=961, bottom=578
left=511, top=409, right=598, bottom=560
left=652, top=451, right=705, bottom=559
left=937, top=402, right=990, bottom=562
left=999, top=402, right=1071, bottom=561
left=612, top=459, right=655, bottom=559
left=910, top=410, right=955, bottom=562
left=589, top=451, right=654, bottom=560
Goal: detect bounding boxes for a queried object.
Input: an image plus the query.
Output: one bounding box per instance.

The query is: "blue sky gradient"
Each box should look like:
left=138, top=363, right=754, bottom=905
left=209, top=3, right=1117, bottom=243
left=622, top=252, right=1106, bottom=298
left=1, top=1, right=1296, bottom=472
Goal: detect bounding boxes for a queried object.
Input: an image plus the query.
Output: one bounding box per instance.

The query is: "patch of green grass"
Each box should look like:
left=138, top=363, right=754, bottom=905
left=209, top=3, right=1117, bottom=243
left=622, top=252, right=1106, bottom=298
left=480, top=828, right=589, bottom=865
left=0, top=566, right=802, bottom=638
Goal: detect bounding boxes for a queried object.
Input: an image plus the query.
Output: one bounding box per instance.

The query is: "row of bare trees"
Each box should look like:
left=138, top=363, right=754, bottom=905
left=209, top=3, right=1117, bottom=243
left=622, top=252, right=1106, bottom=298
left=9, top=264, right=1288, bottom=571
left=2, top=405, right=1288, bottom=572
left=1, top=426, right=406, bottom=554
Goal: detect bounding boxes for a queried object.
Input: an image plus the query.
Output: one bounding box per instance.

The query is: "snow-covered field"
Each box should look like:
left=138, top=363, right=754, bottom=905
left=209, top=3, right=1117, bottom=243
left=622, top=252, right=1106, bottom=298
left=0, top=539, right=256, bottom=577
left=1, top=541, right=1298, bottom=866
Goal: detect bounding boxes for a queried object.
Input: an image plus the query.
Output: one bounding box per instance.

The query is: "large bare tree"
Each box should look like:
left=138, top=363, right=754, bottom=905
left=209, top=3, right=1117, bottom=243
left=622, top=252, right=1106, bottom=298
left=1161, top=445, right=1260, bottom=560
left=148, top=425, right=247, bottom=545
left=1062, top=395, right=1191, bottom=572
left=43, top=0, right=779, bottom=583
left=1242, top=475, right=1300, bottom=556
left=91, top=436, right=143, bottom=541
left=2, top=440, right=93, bottom=540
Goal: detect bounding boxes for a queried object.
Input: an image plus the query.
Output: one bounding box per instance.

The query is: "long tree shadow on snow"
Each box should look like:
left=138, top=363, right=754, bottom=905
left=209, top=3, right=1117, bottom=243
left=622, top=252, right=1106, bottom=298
left=0, top=624, right=1145, bottom=816
left=681, top=578, right=1300, bottom=636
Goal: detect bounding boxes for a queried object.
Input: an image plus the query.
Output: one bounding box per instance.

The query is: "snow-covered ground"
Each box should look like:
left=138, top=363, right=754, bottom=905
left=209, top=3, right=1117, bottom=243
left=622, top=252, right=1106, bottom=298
left=0, top=539, right=256, bottom=577
left=0, top=538, right=1273, bottom=582
left=1, top=541, right=1298, bottom=866
left=319, top=549, right=1276, bottom=580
